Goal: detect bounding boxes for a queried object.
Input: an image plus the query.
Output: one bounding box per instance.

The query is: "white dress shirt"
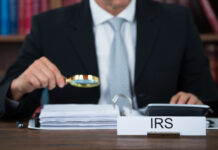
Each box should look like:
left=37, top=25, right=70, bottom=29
left=89, top=0, right=137, bottom=106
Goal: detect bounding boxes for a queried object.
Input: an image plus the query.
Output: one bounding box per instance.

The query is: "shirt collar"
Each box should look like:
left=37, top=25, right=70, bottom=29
left=90, top=0, right=136, bottom=26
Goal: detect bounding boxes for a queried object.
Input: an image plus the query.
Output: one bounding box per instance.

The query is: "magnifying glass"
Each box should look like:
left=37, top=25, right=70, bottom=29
left=65, top=75, right=100, bottom=88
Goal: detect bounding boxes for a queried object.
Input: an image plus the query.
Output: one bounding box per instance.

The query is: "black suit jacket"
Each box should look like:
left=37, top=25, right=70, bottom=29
left=0, top=0, right=217, bottom=119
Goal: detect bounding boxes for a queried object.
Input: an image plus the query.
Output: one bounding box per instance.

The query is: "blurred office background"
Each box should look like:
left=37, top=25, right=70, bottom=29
left=0, top=0, right=218, bottom=86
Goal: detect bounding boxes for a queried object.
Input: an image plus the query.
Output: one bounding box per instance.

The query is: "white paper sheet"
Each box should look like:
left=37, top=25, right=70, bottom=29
left=32, top=104, right=119, bottom=130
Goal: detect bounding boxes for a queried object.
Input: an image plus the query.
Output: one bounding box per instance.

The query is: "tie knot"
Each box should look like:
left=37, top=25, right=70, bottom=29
left=108, top=17, right=125, bottom=32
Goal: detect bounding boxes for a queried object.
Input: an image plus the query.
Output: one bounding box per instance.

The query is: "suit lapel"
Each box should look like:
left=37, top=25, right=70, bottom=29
left=135, top=0, right=161, bottom=85
left=65, top=0, right=99, bottom=76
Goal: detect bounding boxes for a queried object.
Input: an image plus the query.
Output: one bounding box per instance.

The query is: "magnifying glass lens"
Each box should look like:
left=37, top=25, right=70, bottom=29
left=71, top=79, right=98, bottom=85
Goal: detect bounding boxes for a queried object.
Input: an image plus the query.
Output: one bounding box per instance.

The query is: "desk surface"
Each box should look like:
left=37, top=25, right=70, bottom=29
left=1, top=121, right=218, bottom=150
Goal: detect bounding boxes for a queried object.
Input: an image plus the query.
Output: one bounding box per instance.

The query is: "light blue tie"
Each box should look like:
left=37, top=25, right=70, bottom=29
left=108, top=17, right=132, bottom=107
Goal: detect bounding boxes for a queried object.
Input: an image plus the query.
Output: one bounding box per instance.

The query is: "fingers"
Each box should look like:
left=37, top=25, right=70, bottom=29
left=40, top=57, right=66, bottom=88
left=32, top=57, right=66, bottom=89
left=170, top=92, right=183, bottom=104
left=10, top=56, right=66, bottom=101
left=187, top=97, right=203, bottom=105
left=28, top=71, right=41, bottom=90
left=177, top=93, right=191, bottom=104
left=170, top=91, right=203, bottom=105
left=33, top=60, right=56, bottom=90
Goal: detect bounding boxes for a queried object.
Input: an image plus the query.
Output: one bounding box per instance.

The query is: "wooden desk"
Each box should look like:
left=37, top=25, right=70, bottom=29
left=1, top=121, right=218, bottom=150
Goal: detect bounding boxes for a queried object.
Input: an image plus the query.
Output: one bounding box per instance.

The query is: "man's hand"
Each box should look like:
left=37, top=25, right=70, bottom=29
left=10, top=57, right=66, bottom=101
left=170, top=91, right=203, bottom=104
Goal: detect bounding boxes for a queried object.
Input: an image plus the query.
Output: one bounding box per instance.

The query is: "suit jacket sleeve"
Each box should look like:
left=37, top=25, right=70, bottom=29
left=178, top=9, right=217, bottom=103
left=0, top=16, right=43, bottom=119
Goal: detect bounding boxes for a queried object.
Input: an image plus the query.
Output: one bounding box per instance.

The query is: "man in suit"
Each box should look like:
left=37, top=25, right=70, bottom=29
left=0, top=0, right=217, bottom=119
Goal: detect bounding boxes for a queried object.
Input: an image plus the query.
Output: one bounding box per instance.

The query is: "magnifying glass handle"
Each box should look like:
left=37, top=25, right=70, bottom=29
left=65, top=78, right=71, bottom=84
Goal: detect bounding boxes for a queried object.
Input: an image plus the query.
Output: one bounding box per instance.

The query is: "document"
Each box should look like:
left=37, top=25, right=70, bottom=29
left=29, top=104, right=120, bottom=130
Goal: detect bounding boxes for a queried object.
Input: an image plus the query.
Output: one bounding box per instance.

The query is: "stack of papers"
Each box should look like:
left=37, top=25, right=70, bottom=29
left=39, top=104, right=120, bottom=129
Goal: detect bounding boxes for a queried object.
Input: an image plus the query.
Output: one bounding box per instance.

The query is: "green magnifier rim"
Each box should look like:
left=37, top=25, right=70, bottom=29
left=66, top=75, right=100, bottom=88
